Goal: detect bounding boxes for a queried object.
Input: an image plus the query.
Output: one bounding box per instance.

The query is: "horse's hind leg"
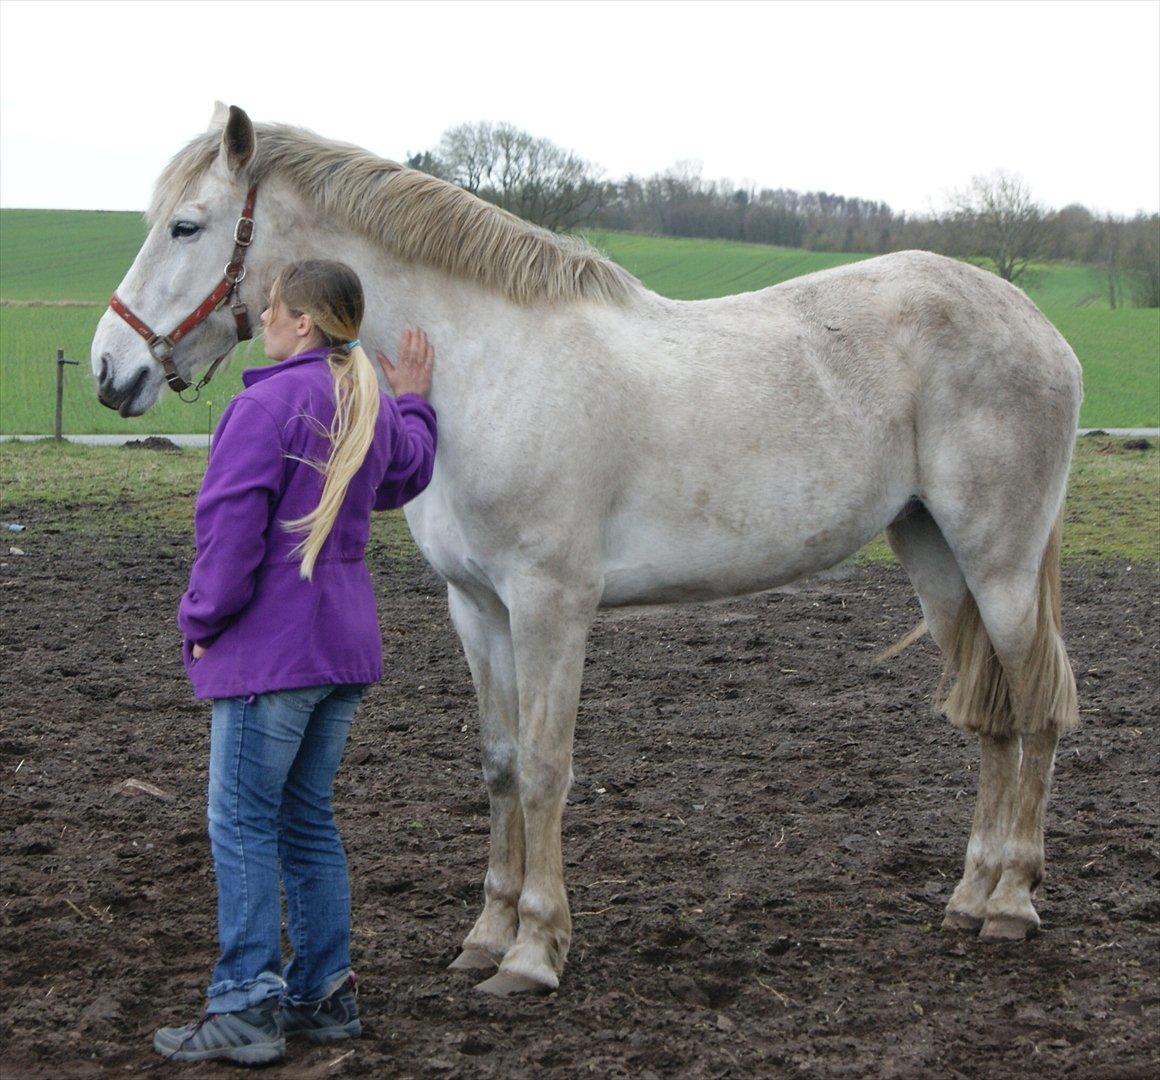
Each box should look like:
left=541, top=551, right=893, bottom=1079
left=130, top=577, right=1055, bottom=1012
left=936, top=509, right=1078, bottom=941
left=446, top=583, right=523, bottom=971
left=887, top=506, right=1020, bottom=931
left=942, top=735, right=1020, bottom=931
left=981, top=729, right=1058, bottom=940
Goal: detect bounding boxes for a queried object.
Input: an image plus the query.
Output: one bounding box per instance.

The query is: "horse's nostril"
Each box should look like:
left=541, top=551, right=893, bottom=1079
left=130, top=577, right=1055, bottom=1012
left=99, top=355, right=111, bottom=388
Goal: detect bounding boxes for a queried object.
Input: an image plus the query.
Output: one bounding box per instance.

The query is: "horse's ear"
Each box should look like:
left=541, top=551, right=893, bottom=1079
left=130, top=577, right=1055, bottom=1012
left=221, top=106, right=255, bottom=173
left=207, top=101, right=229, bottom=133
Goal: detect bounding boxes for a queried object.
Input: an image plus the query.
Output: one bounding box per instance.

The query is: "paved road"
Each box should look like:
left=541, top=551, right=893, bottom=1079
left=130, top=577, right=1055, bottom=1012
left=3, top=433, right=212, bottom=447
left=4, top=429, right=1158, bottom=448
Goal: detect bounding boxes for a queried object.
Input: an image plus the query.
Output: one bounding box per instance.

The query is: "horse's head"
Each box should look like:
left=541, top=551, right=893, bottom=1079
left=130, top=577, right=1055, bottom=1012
left=92, top=104, right=262, bottom=415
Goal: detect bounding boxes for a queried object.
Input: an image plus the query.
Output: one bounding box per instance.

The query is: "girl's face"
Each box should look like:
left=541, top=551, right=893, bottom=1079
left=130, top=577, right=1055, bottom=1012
left=260, top=299, right=322, bottom=362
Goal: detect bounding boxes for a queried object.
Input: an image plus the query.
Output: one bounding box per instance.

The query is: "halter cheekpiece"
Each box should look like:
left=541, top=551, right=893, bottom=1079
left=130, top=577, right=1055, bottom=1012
left=109, top=185, right=259, bottom=400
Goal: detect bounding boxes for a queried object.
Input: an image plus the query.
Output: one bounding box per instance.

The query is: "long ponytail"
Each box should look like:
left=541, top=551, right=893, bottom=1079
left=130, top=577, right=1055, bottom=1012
left=270, top=261, right=381, bottom=580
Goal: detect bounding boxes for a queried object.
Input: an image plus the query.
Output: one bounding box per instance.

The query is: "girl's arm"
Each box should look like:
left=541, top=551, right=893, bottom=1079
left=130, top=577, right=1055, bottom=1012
left=374, top=328, right=437, bottom=510
left=374, top=394, right=437, bottom=510
left=178, top=397, right=285, bottom=647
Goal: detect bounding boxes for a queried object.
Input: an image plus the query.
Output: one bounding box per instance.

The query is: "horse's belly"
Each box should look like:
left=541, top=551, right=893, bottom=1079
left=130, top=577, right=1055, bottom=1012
left=600, top=525, right=865, bottom=605
left=599, top=466, right=908, bottom=607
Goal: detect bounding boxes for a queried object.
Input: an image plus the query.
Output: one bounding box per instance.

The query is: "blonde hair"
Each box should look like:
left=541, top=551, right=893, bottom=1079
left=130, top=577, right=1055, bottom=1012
left=273, top=260, right=381, bottom=580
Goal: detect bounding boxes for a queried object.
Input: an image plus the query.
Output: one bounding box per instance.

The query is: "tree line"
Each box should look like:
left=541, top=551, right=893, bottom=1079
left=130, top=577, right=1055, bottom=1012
left=407, top=122, right=1159, bottom=306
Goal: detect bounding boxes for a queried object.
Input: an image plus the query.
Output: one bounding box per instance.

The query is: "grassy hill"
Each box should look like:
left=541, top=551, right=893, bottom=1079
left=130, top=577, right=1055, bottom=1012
left=1, top=209, right=1156, bottom=433
left=584, top=231, right=1141, bottom=313
left=0, top=209, right=147, bottom=303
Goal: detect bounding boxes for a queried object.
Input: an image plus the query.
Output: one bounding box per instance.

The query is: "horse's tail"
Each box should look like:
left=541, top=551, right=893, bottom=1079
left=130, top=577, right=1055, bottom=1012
left=937, top=508, right=1078, bottom=737
left=872, top=619, right=929, bottom=664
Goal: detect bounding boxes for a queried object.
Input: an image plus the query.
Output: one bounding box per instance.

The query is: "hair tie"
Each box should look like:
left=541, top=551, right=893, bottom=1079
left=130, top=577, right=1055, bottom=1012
left=346, top=339, right=361, bottom=351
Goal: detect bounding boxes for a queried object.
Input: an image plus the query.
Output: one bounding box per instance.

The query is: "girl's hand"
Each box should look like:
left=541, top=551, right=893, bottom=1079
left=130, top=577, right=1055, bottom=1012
left=192, top=643, right=207, bottom=660
left=377, top=328, right=434, bottom=399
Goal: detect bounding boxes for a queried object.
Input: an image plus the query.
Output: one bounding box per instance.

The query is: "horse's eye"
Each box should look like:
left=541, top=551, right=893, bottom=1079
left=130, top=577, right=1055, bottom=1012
left=170, top=221, right=201, bottom=239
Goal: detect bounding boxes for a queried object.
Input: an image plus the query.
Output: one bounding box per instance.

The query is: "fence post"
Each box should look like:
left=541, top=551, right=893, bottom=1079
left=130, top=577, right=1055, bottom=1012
left=54, top=349, right=65, bottom=441
left=54, top=348, right=80, bottom=441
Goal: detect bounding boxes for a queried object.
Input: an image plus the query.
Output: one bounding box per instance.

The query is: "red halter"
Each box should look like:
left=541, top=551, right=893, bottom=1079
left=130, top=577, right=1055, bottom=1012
left=109, top=185, right=259, bottom=398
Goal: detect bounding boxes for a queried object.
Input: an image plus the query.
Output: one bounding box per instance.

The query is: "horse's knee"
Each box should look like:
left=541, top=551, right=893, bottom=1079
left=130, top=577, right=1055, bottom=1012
left=481, top=743, right=518, bottom=797
left=518, top=753, right=572, bottom=811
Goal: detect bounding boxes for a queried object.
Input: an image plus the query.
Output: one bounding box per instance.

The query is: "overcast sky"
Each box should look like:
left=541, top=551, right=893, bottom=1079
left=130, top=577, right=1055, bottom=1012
left=1, top=0, right=1157, bottom=217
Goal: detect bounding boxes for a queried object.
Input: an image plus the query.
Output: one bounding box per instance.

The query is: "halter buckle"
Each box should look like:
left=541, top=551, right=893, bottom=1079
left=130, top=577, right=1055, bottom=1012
left=150, top=336, right=175, bottom=362
left=234, top=217, right=255, bottom=246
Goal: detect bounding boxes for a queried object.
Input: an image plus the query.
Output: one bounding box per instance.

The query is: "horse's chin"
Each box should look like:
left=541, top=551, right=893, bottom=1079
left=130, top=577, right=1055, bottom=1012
left=118, top=396, right=148, bottom=419
left=98, top=366, right=157, bottom=418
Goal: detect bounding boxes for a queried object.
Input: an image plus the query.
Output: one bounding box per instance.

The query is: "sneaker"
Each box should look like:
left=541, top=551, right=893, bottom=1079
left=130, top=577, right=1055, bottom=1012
left=153, top=997, right=285, bottom=1065
left=279, top=974, right=361, bottom=1044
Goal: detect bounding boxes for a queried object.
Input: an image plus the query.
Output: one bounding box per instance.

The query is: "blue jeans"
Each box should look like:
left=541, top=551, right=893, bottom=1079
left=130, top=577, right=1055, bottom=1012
left=205, top=684, right=368, bottom=1013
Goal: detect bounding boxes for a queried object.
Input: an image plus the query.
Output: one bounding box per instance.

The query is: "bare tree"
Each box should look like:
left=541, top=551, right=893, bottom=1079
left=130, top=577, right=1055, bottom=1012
left=436, top=122, right=495, bottom=194
left=403, top=150, right=446, bottom=180
left=410, top=129, right=1150, bottom=275
left=948, top=170, right=1047, bottom=283
left=1125, top=213, right=1160, bottom=308
left=425, top=121, right=606, bottom=231
left=1091, top=215, right=1125, bottom=309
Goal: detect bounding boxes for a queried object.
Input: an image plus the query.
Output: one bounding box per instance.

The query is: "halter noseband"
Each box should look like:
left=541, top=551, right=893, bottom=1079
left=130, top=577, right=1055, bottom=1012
left=109, top=185, right=259, bottom=399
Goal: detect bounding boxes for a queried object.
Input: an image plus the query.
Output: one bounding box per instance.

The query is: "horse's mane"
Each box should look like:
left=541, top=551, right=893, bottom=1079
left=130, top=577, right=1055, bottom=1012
left=149, top=124, right=640, bottom=306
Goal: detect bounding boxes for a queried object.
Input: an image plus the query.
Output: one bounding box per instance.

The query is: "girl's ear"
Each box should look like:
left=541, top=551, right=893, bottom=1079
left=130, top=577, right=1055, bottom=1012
left=296, top=312, right=316, bottom=339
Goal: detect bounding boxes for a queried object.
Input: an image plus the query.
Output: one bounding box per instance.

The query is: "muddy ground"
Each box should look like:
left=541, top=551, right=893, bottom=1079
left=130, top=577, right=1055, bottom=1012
left=1, top=497, right=1157, bottom=1078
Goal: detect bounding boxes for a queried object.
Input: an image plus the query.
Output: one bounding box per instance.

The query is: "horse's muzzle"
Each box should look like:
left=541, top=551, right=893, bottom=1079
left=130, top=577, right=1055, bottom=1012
left=96, top=357, right=149, bottom=417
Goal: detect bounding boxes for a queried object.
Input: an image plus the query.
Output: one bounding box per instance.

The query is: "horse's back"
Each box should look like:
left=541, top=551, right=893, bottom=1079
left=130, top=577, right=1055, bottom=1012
left=767, top=249, right=1079, bottom=399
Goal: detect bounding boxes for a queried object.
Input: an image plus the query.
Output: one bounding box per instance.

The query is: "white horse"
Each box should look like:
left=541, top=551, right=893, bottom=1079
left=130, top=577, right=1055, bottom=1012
left=92, top=105, right=1081, bottom=996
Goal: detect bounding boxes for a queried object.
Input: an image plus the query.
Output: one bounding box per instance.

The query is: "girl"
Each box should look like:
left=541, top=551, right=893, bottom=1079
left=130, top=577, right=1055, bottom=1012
left=154, top=260, right=437, bottom=1064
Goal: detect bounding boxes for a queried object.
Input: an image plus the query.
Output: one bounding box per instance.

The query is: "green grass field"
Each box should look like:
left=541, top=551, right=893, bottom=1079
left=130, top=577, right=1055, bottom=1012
left=586, top=231, right=1143, bottom=313
left=2, top=437, right=1154, bottom=563
left=583, top=231, right=869, bottom=300
left=0, top=303, right=259, bottom=436
left=1047, top=309, right=1160, bottom=427
left=0, top=209, right=146, bottom=302
left=2, top=210, right=1157, bottom=432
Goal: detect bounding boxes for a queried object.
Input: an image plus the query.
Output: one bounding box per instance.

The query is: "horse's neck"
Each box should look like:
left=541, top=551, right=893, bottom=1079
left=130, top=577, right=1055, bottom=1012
left=257, top=182, right=619, bottom=412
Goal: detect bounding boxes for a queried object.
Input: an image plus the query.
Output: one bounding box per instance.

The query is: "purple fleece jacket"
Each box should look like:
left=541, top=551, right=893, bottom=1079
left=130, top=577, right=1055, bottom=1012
left=177, top=346, right=437, bottom=699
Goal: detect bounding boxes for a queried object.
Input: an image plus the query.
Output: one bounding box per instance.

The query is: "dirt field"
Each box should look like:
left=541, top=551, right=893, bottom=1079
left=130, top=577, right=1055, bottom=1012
left=1, top=495, right=1157, bottom=1078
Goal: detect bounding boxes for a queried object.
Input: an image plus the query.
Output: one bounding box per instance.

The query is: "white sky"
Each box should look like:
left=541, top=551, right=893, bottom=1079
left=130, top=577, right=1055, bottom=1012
left=1, top=0, right=1157, bottom=217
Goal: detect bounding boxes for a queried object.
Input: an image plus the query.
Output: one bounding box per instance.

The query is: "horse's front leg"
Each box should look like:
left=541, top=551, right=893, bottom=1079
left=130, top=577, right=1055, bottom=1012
left=446, top=583, right=523, bottom=971
left=475, top=576, right=598, bottom=996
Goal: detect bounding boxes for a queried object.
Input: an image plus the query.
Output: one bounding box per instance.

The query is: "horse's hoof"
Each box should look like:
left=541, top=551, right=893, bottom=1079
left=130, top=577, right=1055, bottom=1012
left=942, top=909, right=984, bottom=932
left=473, top=970, right=554, bottom=997
left=449, top=948, right=499, bottom=972
left=979, top=914, right=1037, bottom=942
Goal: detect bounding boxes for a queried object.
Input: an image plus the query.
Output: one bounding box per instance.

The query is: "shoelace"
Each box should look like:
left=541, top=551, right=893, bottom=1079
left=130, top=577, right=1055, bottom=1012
left=164, top=1013, right=214, bottom=1063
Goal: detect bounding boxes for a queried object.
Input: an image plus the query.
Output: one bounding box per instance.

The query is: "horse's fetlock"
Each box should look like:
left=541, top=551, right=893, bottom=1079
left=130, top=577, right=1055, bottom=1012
left=483, top=868, right=522, bottom=908
left=1009, top=861, right=1043, bottom=889
left=1000, top=844, right=1044, bottom=885
left=517, top=888, right=568, bottom=931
